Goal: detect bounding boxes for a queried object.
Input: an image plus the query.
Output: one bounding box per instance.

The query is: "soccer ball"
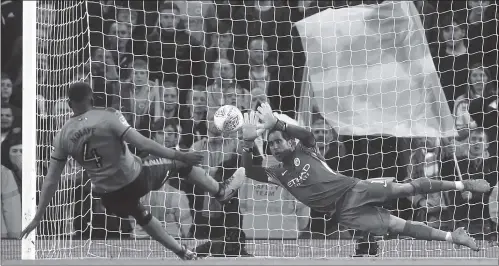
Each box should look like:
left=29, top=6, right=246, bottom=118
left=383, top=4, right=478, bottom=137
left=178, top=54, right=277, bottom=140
left=214, top=105, right=244, bottom=133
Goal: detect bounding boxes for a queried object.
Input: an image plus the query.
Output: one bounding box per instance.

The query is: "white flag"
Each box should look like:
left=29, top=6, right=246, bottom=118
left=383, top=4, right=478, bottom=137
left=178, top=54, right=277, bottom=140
left=295, top=1, right=456, bottom=138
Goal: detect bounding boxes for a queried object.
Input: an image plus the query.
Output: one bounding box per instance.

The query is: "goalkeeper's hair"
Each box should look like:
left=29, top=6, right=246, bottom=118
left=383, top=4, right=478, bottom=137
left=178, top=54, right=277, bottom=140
left=68, top=82, right=93, bottom=103
left=268, top=128, right=292, bottom=141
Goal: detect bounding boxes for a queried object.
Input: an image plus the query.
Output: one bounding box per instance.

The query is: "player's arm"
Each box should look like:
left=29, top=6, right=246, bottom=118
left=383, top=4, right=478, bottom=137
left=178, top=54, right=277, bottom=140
left=107, top=109, right=202, bottom=165
left=257, top=103, right=315, bottom=147
left=34, top=135, right=68, bottom=221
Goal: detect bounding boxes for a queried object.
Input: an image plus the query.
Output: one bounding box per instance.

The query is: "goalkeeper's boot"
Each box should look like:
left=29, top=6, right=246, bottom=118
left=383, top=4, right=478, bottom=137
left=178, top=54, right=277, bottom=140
left=216, top=168, right=247, bottom=204
left=176, top=244, right=197, bottom=260
left=462, top=179, right=491, bottom=194
left=451, top=227, right=480, bottom=252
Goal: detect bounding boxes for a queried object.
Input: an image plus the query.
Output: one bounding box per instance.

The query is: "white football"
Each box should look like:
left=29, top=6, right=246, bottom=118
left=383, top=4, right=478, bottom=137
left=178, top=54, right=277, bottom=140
left=214, top=105, right=244, bottom=133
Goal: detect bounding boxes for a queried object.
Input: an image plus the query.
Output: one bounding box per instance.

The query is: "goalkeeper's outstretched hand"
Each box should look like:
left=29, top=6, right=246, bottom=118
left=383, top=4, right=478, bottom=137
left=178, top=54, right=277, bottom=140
left=256, top=103, right=278, bottom=130
left=242, top=111, right=265, bottom=142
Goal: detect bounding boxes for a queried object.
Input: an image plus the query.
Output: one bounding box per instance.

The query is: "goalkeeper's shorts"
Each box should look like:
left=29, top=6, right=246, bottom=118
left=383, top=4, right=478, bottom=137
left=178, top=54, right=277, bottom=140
left=337, top=179, right=392, bottom=236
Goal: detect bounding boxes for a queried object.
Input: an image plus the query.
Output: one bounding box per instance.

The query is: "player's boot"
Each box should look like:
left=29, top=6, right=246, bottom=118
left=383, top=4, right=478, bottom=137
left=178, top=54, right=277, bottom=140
left=216, top=168, right=247, bottom=203
left=451, top=227, right=480, bottom=251
left=462, top=179, right=491, bottom=193
left=176, top=244, right=197, bottom=260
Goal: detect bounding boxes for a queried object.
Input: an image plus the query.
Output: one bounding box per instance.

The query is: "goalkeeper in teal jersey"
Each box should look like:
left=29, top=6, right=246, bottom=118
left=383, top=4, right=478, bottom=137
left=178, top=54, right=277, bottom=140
left=241, top=103, right=491, bottom=251
left=21, top=82, right=247, bottom=260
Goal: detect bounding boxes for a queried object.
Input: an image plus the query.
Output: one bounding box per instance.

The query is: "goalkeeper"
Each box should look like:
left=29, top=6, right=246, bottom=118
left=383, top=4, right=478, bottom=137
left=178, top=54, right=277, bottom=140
left=241, top=103, right=490, bottom=251
left=20, top=82, right=246, bottom=260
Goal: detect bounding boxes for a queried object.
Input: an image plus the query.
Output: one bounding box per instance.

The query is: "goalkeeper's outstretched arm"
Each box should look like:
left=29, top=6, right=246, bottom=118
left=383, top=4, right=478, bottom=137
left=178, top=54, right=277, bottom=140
left=241, top=141, right=283, bottom=186
left=276, top=122, right=316, bottom=148
left=257, top=103, right=316, bottom=148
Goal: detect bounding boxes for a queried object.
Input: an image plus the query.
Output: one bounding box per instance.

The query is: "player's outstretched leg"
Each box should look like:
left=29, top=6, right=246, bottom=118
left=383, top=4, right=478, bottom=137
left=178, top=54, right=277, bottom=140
left=388, top=215, right=479, bottom=251
left=107, top=197, right=197, bottom=260
left=139, top=215, right=197, bottom=260
left=388, top=178, right=490, bottom=199
left=184, top=166, right=246, bottom=203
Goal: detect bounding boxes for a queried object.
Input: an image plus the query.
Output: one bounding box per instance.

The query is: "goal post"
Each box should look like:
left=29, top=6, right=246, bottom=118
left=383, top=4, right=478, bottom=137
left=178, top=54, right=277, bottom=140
left=22, top=0, right=38, bottom=260
left=19, top=0, right=498, bottom=261
left=21, top=0, right=91, bottom=259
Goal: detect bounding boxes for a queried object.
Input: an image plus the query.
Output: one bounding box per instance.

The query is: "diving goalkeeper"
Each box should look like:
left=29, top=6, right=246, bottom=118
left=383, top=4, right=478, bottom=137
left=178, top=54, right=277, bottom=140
left=241, top=103, right=490, bottom=251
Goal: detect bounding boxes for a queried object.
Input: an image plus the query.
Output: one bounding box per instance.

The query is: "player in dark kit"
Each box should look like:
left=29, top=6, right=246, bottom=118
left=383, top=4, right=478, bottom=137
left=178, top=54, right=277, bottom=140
left=21, top=82, right=247, bottom=260
left=241, top=103, right=491, bottom=251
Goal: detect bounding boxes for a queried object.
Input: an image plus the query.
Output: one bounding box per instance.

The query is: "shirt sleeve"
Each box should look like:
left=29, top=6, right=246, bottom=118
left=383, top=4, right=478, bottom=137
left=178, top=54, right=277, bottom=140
left=107, top=109, right=132, bottom=140
left=263, top=166, right=285, bottom=186
left=51, top=132, right=68, bottom=161
left=297, top=142, right=325, bottom=161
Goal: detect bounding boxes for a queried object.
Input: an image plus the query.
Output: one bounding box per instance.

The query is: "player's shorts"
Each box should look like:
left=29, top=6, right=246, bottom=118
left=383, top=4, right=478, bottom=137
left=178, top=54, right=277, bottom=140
left=95, top=160, right=189, bottom=218
left=337, top=179, right=392, bottom=235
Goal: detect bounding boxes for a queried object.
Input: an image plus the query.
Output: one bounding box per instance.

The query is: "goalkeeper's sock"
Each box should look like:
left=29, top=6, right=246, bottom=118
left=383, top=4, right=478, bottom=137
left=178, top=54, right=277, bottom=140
left=402, top=221, right=450, bottom=242
left=455, top=181, right=465, bottom=191
left=409, top=178, right=457, bottom=195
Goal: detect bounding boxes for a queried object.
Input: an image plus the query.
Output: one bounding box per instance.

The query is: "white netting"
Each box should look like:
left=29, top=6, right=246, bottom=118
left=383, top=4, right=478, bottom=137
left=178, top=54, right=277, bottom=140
left=21, top=0, right=499, bottom=260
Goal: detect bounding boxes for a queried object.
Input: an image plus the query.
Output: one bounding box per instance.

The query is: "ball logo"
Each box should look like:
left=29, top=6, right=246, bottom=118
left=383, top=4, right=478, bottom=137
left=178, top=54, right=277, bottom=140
left=224, top=112, right=239, bottom=131
left=214, top=105, right=243, bottom=133
left=294, top=158, right=300, bottom=167
left=215, top=108, right=226, bottom=118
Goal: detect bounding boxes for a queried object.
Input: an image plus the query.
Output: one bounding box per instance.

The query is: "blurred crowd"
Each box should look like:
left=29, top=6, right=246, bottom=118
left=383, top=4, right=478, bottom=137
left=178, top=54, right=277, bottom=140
left=1, top=0, right=498, bottom=257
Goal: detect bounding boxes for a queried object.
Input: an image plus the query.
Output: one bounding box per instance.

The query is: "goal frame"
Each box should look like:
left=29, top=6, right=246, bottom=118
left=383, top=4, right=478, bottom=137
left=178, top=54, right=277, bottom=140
left=22, top=0, right=38, bottom=260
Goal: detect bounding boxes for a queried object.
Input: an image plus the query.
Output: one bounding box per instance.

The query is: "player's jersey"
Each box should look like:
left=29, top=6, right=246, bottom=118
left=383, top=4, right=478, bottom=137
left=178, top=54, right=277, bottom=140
left=264, top=143, right=359, bottom=214
left=51, top=108, right=142, bottom=193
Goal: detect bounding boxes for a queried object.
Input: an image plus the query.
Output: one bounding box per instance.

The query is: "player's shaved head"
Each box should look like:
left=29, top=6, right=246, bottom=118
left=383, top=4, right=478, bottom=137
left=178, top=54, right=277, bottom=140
left=68, top=82, right=93, bottom=103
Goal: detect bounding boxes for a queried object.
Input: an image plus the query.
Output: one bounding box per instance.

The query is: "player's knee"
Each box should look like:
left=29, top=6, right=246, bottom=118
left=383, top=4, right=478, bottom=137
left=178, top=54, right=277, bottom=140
left=178, top=164, right=193, bottom=178
left=130, top=204, right=153, bottom=226
left=387, top=215, right=407, bottom=233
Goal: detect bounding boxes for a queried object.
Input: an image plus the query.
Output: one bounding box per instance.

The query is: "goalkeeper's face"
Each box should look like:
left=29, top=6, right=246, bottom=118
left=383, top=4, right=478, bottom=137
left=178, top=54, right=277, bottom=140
left=268, top=131, right=294, bottom=162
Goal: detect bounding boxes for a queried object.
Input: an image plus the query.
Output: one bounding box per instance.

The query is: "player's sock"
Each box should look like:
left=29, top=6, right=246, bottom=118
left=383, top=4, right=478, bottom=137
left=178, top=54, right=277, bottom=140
left=215, top=183, right=224, bottom=197
left=186, top=166, right=221, bottom=195
left=455, top=181, right=464, bottom=191
left=141, top=216, right=184, bottom=254
left=409, top=178, right=457, bottom=195
left=402, top=221, right=449, bottom=241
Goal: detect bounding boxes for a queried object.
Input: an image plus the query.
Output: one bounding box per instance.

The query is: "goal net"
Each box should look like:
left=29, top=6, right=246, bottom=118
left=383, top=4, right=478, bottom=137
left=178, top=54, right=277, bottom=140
left=19, top=0, right=498, bottom=260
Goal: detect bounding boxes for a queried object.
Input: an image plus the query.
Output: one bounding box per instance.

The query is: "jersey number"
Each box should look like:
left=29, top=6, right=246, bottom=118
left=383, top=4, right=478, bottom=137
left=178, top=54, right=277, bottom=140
left=83, top=141, right=102, bottom=168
